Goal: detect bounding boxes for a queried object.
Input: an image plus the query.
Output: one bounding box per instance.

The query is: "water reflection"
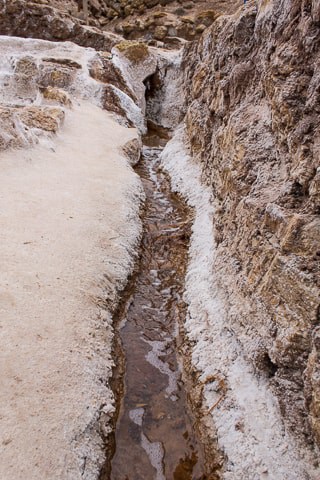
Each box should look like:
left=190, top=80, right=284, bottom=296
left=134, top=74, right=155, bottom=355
left=110, top=139, right=207, bottom=480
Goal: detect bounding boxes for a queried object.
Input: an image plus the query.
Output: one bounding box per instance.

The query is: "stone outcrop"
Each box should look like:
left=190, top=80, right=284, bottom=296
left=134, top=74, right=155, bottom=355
left=100, top=0, right=176, bottom=19
left=0, top=35, right=147, bottom=147
left=0, top=0, right=240, bottom=49
left=0, top=52, right=68, bottom=149
left=179, top=0, right=320, bottom=458
left=110, top=0, right=240, bottom=48
left=0, top=0, right=122, bottom=50
left=1, top=0, right=320, bottom=476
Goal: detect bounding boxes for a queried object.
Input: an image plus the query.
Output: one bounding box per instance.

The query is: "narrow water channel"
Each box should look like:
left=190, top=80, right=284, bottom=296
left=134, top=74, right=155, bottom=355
left=110, top=133, right=208, bottom=480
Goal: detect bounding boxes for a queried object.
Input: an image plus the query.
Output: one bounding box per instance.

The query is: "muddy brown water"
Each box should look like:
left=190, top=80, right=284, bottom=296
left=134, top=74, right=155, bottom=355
left=110, top=134, right=208, bottom=480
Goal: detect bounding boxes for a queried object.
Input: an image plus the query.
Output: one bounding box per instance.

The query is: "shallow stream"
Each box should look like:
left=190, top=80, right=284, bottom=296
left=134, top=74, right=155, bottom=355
left=109, top=133, right=208, bottom=480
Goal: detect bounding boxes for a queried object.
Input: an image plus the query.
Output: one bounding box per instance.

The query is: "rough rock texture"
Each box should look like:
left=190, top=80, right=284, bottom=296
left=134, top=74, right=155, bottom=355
left=0, top=0, right=241, bottom=49
left=0, top=35, right=145, bottom=147
left=113, top=41, right=157, bottom=111
left=101, top=0, right=175, bottom=18
left=179, top=0, right=320, bottom=462
left=110, top=0, right=241, bottom=48
left=121, top=136, right=142, bottom=165
left=144, top=49, right=184, bottom=130
left=0, top=0, right=122, bottom=50
left=2, top=0, right=320, bottom=476
left=0, top=46, right=72, bottom=149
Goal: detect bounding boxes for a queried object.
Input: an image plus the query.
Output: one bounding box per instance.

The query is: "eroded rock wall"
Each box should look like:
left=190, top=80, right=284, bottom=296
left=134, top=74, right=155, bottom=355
left=0, top=0, right=122, bottom=49
left=0, top=0, right=240, bottom=49
left=181, top=0, right=320, bottom=452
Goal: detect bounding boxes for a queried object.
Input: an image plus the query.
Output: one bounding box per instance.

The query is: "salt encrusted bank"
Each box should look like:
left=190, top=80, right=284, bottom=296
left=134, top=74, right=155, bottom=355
left=161, top=126, right=320, bottom=479
left=0, top=36, right=144, bottom=480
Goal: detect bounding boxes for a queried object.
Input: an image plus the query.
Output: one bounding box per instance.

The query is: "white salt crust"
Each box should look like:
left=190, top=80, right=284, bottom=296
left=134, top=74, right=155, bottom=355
left=0, top=36, right=144, bottom=480
left=160, top=125, right=319, bottom=480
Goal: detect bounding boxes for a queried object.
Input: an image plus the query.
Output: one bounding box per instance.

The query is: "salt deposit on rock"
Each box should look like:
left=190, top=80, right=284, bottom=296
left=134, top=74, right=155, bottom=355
left=161, top=125, right=319, bottom=479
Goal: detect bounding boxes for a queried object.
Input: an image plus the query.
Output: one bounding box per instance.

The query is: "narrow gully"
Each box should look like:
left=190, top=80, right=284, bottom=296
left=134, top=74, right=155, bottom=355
left=108, top=130, right=209, bottom=480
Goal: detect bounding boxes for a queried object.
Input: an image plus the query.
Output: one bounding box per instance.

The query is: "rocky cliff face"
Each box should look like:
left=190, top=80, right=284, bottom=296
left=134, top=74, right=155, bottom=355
left=179, top=0, right=320, bottom=459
